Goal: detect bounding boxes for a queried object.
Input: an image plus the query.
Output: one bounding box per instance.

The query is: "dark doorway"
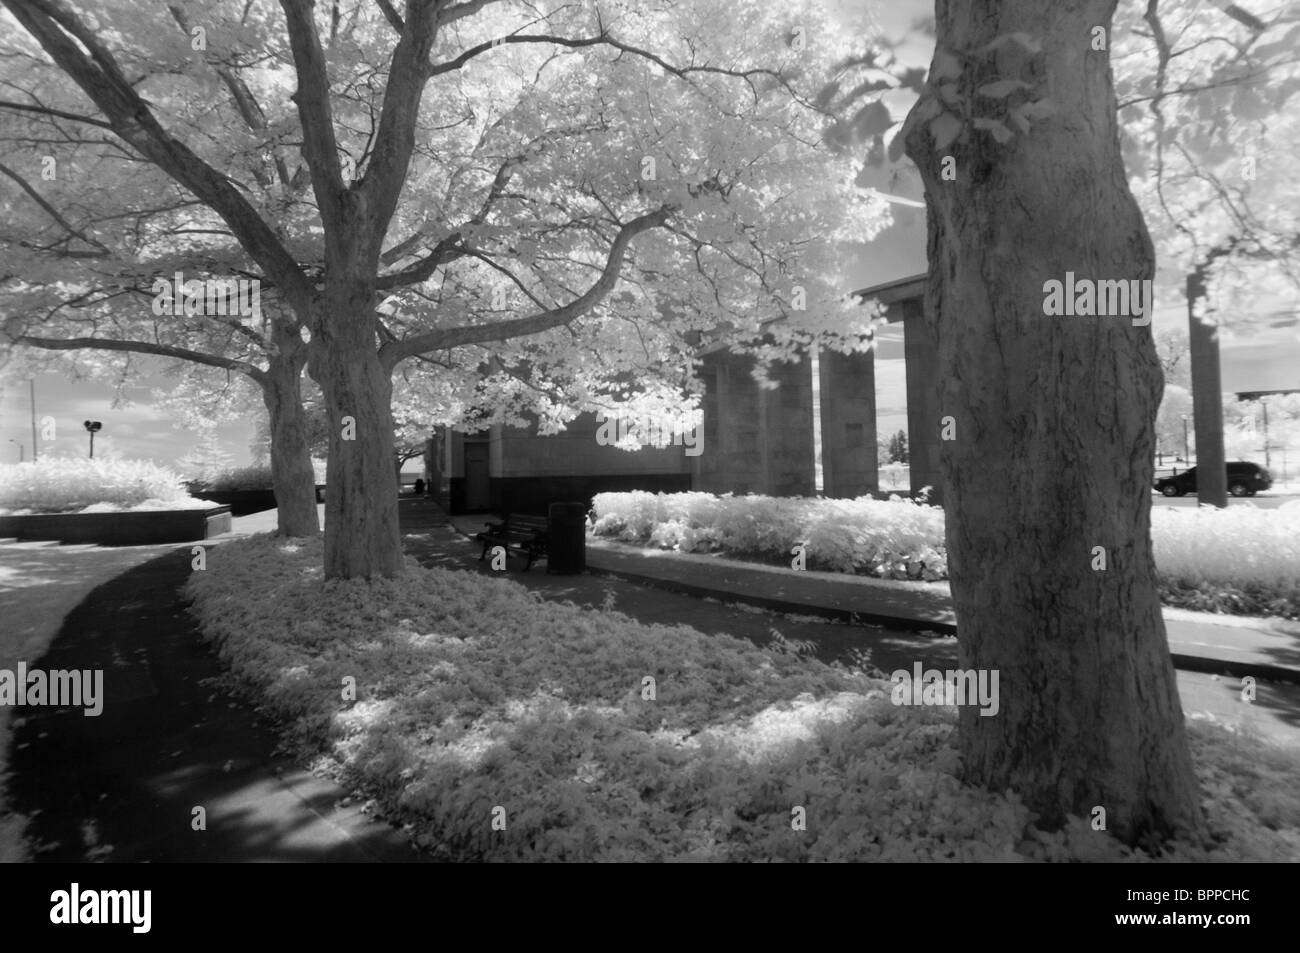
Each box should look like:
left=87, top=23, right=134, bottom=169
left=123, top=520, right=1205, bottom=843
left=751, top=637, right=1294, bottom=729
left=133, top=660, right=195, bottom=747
left=464, top=442, right=490, bottom=511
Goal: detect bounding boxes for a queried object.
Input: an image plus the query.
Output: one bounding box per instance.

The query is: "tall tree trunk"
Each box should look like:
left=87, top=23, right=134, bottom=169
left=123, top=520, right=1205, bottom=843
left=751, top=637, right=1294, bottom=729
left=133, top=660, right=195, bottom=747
left=903, top=0, right=1204, bottom=845
left=309, top=299, right=402, bottom=580
left=261, top=344, right=320, bottom=538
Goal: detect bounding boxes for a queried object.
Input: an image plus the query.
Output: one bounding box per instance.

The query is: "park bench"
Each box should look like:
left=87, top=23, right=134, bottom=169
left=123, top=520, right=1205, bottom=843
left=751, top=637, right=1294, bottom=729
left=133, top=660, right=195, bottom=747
left=476, top=513, right=549, bottom=571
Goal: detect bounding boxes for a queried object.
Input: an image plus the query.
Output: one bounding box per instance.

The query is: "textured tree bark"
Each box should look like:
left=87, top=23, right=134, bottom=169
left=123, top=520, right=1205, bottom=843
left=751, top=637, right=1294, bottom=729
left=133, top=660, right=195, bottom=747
left=309, top=294, right=402, bottom=580
left=261, top=339, right=320, bottom=538
left=903, top=0, right=1204, bottom=845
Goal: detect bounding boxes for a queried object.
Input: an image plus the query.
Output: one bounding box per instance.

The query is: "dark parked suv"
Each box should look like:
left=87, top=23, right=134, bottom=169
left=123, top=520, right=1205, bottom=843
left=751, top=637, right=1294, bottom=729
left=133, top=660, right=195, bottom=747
left=1154, top=462, right=1273, bottom=497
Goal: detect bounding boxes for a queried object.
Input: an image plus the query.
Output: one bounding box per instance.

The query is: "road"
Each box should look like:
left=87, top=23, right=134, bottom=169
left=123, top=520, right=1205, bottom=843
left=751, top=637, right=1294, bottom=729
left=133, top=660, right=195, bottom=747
left=1152, top=491, right=1300, bottom=509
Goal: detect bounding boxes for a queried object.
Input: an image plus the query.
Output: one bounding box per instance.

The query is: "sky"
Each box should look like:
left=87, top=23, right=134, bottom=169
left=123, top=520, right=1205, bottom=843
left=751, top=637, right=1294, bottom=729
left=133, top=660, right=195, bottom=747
left=1, top=0, right=1295, bottom=469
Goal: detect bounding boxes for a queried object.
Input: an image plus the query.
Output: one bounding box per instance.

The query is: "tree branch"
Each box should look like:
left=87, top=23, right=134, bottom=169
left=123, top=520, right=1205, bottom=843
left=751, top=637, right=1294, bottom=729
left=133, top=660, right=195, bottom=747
left=279, top=0, right=346, bottom=236
left=4, top=0, right=315, bottom=310
left=0, top=99, right=114, bottom=129
left=168, top=5, right=294, bottom=189
left=426, top=31, right=804, bottom=111
left=374, top=0, right=403, bottom=32
left=352, top=0, right=443, bottom=259
left=376, top=233, right=467, bottom=289
left=0, top=160, right=110, bottom=255
left=436, top=0, right=500, bottom=27
left=11, top=334, right=267, bottom=383
left=379, top=204, right=673, bottom=368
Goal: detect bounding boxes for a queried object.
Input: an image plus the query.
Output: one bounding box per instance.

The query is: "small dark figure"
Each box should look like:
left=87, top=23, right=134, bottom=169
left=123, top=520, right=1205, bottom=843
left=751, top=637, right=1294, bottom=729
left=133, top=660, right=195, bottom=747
left=413, top=478, right=426, bottom=496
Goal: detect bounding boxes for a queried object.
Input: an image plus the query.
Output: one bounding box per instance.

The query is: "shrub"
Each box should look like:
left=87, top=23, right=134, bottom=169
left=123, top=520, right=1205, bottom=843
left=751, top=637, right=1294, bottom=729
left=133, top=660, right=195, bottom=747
left=200, top=459, right=328, bottom=492
left=591, top=491, right=1300, bottom=615
left=592, top=491, right=947, bottom=580
left=1152, top=503, right=1300, bottom=618
left=184, top=534, right=1300, bottom=861
left=0, top=457, right=192, bottom=514
left=1151, top=503, right=1300, bottom=596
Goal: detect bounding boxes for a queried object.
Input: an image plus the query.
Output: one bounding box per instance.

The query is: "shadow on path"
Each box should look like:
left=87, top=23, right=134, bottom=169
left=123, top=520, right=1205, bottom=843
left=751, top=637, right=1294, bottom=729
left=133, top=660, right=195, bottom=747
left=7, top=547, right=418, bottom=863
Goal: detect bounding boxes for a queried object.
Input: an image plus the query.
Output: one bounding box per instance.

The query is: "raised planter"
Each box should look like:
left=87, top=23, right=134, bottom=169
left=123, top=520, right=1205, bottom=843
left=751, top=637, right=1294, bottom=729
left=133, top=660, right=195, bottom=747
left=191, top=485, right=326, bottom=515
left=192, top=489, right=276, bottom=516
left=0, top=505, right=231, bottom=546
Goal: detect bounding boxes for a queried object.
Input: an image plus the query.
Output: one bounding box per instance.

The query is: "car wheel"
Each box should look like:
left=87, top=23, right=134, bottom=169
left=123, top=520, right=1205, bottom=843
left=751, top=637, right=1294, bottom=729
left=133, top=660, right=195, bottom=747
left=1160, top=485, right=1180, bottom=497
left=1229, top=483, right=1249, bottom=497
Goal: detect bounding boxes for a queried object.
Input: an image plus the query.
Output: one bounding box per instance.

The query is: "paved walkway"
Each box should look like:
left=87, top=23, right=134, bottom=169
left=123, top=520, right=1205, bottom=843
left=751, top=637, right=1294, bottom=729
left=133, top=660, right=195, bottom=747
left=445, top=506, right=1300, bottom=686
left=2, top=506, right=416, bottom=863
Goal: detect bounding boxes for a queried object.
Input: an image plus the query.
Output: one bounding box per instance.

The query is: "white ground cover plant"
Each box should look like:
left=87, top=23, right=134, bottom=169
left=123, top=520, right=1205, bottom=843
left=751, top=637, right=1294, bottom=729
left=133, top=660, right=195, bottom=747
left=1150, top=504, right=1300, bottom=612
left=198, top=460, right=328, bottom=493
left=184, top=534, right=1300, bottom=862
left=0, top=458, right=196, bottom=515
left=592, top=491, right=948, bottom=581
left=592, top=492, right=1300, bottom=615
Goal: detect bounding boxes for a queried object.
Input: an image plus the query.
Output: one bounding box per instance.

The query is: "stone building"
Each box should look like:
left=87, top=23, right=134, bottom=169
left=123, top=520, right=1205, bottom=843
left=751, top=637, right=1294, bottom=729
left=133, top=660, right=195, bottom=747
left=426, top=273, right=941, bottom=513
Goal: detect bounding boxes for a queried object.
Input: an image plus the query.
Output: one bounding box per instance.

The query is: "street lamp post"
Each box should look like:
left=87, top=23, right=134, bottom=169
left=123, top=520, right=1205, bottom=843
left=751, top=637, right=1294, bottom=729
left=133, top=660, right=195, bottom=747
left=83, top=420, right=102, bottom=458
left=1180, top=414, right=1190, bottom=470
left=29, top=379, right=38, bottom=463
left=1261, top=399, right=1271, bottom=472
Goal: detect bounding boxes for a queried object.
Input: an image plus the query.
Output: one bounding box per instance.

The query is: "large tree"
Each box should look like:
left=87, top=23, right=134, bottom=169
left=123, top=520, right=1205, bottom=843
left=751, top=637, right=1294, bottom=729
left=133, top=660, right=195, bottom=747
left=0, top=8, right=326, bottom=537
left=3, top=0, right=886, bottom=578
left=902, top=0, right=1204, bottom=844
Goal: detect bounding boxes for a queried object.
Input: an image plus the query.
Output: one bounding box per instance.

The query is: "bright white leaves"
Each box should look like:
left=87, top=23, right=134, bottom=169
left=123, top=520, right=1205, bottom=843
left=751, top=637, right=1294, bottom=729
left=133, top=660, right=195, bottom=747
left=368, top=0, right=890, bottom=432
left=1112, top=0, right=1300, bottom=332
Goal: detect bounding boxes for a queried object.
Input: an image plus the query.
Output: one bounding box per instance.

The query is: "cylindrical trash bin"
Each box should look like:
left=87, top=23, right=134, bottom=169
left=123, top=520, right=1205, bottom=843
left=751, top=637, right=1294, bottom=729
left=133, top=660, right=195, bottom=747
left=547, top=501, right=587, bottom=574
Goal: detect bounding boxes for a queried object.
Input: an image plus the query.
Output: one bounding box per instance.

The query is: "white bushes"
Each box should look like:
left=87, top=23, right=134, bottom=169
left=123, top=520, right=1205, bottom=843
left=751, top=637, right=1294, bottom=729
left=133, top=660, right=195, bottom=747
left=1151, top=503, right=1300, bottom=597
left=0, top=457, right=192, bottom=514
left=592, top=491, right=1300, bottom=599
left=592, top=491, right=948, bottom=580
left=200, top=458, right=328, bottom=492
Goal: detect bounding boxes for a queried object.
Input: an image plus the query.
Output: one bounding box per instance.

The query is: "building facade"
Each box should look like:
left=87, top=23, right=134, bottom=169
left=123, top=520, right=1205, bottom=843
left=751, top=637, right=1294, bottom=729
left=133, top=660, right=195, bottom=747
left=427, top=274, right=942, bottom=514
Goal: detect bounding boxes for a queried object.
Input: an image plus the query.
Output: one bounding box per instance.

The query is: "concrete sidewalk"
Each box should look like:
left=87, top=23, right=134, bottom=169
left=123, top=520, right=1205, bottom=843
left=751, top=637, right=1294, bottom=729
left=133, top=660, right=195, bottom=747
left=3, top=505, right=418, bottom=863
left=447, top=510, right=1300, bottom=686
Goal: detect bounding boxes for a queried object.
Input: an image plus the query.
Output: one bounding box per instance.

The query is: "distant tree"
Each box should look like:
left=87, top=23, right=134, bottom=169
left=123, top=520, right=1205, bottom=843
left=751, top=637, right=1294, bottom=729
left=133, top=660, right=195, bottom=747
left=1155, top=385, right=1193, bottom=461
left=1154, top=326, right=1190, bottom=391
left=887, top=429, right=909, bottom=463
left=175, top=428, right=236, bottom=483
left=249, top=394, right=330, bottom=465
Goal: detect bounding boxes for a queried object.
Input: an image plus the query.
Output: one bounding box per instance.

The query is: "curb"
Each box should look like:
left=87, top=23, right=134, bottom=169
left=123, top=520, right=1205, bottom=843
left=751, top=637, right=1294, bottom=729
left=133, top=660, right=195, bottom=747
left=584, top=563, right=1300, bottom=687
left=585, top=563, right=958, bottom=636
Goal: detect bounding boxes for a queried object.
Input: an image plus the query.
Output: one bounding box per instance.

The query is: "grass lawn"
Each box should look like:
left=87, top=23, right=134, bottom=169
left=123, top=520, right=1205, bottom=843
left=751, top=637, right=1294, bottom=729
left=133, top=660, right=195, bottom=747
left=184, top=535, right=1300, bottom=862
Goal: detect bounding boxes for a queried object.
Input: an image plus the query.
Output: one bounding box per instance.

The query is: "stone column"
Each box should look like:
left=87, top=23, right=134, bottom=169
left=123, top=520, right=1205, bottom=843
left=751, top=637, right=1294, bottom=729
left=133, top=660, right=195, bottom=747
left=696, top=348, right=813, bottom=496
left=762, top=353, right=815, bottom=496
left=902, top=296, right=944, bottom=503
left=696, top=349, right=764, bottom=494
left=818, top=348, right=878, bottom=497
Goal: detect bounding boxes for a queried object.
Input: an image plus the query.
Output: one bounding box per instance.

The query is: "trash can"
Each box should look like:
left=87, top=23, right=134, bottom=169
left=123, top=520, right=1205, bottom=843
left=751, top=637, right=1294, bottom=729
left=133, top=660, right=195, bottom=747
left=547, top=501, right=587, bottom=574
